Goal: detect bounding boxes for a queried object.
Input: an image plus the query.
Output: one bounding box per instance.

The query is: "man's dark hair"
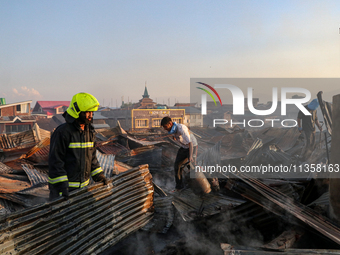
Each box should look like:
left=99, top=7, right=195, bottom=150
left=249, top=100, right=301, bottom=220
left=161, top=116, right=172, bottom=126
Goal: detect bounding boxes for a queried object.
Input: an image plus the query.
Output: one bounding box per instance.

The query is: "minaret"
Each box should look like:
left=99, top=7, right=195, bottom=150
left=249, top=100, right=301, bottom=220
left=142, top=83, right=150, bottom=99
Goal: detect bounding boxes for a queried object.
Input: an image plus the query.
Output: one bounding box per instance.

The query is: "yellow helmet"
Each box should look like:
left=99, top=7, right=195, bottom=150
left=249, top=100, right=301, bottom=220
left=66, top=93, right=99, bottom=119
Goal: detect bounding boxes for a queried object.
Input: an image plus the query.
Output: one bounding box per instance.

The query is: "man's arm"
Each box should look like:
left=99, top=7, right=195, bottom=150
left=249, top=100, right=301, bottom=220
left=188, top=142, right=193, bottom=162
left=48, top=128, right=69, bottom=198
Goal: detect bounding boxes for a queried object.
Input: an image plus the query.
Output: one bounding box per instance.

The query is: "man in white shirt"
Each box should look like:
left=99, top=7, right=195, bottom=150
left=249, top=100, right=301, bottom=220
left=161, top=116, right=197, bottom=191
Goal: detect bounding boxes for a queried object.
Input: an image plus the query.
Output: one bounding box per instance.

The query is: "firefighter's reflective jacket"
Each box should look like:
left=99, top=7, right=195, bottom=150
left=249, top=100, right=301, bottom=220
left=48, top=113, right=103, bottom=190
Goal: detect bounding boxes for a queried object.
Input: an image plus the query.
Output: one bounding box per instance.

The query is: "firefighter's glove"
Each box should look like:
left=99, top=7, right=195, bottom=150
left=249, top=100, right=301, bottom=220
left=49, top=182, right=69, bottom=200
left=94, top=173, right=109, bottom=185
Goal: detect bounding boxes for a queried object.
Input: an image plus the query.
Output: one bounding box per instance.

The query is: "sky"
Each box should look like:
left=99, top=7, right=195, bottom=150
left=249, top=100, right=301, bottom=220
left=1, top=0, right=340, bottom=107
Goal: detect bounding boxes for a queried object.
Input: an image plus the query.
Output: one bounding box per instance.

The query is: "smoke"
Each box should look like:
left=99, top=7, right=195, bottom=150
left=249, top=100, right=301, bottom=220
left=152, top=169, right=176, bottom=192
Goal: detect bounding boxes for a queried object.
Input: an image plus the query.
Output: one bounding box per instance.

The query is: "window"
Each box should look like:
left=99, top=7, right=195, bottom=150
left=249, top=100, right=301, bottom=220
left=152, top=118, right=162, bottom=127
left=16, top=103, right=29, bottom=113
left=172, top=118, right=182, bottom=124
left=5, top=124, right=31, bottom=133
left=135, top=119, right=148, bottom=128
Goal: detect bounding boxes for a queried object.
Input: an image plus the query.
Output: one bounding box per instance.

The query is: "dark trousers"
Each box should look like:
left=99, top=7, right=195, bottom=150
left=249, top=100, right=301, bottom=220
left=174, top=147, right=190, bottom=189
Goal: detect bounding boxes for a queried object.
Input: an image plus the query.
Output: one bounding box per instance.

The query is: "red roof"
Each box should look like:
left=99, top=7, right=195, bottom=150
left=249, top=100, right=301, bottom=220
left=45, top=109, right=55, bottom=115
left=36, top=101, right=70, bottom=109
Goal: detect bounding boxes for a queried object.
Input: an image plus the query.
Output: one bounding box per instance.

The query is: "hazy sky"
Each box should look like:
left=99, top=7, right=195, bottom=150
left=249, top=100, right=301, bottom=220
left=1, top=0, right=340, bottom=107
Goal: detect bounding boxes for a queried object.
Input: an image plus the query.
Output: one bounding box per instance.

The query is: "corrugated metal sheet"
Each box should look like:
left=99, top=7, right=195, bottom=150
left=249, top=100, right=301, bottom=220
left=96, top=150, right=116, bottom=177
left=16, top=184, right=49, bottom=198
left=37, top=127, right=51, bottom=141
left=21, top=164, right=49, bottom=186
left=247, top=138, right=263, bottom=155
left=224, top=183, right=304, bottom=237
left=228, top=173, right=340, bottom=246
left=0, top=162, right=13, bottom=174
left=0, top=193, right=34, bottom=207
left=142, top=194, right=174, bottom=234
left=126, top=135, right=167, bottom=146
left=189, top=127, right=224, bottom=139
left=116, top=146, right=162, bottom=171
left=218, top=131, right=255, bottom=160
left=20, top=137, right=50, bottom=160
left=172, top=188, right=245, bottom=221
left=244, top=139, right=292, bottom=168
left=250, top=127, right=301, bottom=152
left=0, top=199, right=24, bottom=216
left=29, top=144, right=50, bottom=163
left=96, top=141, right=129, bottom=155
left=95, top=132, right=109, bottom=141
left=308, top=191, right=329, bottom=207
left=0, top=130, right=37, bottom=150
left=142, top=183, right=174, bottom=234
left=0, top=164, right=154, bottom=255
left=221, top=244, right=340, bottom=254
left=196, top=141, right=221, bottom=167
left=0, top=175, right=30, bottom=194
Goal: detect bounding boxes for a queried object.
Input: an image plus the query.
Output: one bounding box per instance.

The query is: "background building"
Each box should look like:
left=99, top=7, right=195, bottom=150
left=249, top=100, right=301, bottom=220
left=0, top=99, right=36, bottom=134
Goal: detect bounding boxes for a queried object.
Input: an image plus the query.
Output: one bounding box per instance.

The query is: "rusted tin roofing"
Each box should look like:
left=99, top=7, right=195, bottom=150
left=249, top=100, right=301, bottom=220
left=115, top=160, right=133, bottom=173
left=0, top=130, right=37, bottom=150
left=96, top=140, right=129, bottom=155
left=27, top=144, right=50, bottom=163
left=116, top=146, right=162, bottom=170
left=21, top=164, right=48, bottom=186
left=0, top=175, right=30, bottom=193
left=0, top=164, right=154, bottom=254
left=0, top=162, right=12, bottom=174
left=20, top=137, right=50, bottom=160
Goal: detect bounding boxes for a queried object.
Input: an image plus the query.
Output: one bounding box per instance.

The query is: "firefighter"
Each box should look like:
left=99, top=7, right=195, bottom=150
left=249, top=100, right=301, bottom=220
left=48, top=92, right=108, bottom=200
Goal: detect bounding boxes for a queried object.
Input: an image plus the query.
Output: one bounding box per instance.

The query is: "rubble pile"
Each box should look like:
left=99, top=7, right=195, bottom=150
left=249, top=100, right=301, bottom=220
left=0, top=102, right=339, bottom=255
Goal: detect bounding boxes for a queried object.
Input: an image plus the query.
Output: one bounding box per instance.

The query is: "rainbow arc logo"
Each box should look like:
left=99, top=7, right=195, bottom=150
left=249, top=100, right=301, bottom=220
left=196, top=82, right=222, bottom=112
